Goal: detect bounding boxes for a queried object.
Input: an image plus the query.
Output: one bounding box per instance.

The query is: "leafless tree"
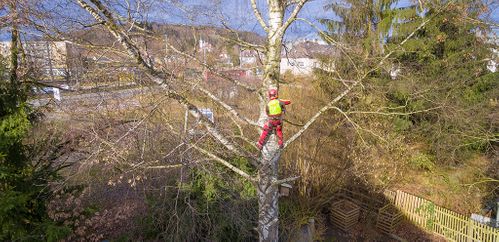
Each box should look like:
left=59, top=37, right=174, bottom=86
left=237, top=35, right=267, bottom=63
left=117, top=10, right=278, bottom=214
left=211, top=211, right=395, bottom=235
left=33, top=0, right=446, bottom=240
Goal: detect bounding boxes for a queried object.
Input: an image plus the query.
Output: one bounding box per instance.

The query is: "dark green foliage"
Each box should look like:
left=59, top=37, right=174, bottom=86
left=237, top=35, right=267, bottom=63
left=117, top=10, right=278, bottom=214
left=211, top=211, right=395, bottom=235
left=319, top=0, right=497, bottom=164
left=386, top=1, right=497, bottom=163
left=0, top=56, right=69, bottom=240
left=139, top=160, right=257, bottom=241
left=321, top=0, right=416, bottom=56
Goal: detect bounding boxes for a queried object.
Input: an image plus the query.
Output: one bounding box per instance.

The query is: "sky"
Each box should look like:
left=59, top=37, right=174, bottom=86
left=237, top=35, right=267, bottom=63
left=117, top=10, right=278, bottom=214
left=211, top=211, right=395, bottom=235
left=0, top=0, right=498, bottom=41
left=0, top=0, right=333, bottom=41
left=144, top=0, right=333, bottom=40
left=145, top=0, right=498, bottom=39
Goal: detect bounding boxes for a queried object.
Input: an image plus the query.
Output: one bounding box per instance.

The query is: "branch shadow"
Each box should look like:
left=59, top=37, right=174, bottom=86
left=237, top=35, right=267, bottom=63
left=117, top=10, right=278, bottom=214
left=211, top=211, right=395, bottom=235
left=322, top=178, right=447, bottom=242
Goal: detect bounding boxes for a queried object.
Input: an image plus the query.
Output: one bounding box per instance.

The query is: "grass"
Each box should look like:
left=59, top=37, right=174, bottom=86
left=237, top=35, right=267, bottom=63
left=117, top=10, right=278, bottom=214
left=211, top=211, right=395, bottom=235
left=398, top=154, right=493, bottom=214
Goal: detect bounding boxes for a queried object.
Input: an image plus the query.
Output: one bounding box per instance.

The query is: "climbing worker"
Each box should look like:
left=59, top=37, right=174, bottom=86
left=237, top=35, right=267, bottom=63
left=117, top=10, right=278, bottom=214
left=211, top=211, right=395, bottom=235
left=257, top=88, right=291, bottom=150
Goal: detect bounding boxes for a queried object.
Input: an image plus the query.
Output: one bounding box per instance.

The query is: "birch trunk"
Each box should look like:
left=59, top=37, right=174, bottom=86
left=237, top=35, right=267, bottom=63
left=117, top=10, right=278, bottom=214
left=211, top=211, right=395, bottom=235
left=257, top=2, right=284, bottom=241
left=76, top=1, right=308, bottom=241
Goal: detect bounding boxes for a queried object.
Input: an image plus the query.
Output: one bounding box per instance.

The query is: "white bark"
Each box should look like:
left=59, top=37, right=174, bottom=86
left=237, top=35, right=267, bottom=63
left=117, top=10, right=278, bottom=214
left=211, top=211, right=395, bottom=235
left=250, top=0, right=269, bottom=32
left=76, top=0, right=252, bottom=160
left=257, top=136, right=281, bottom=242
left=77, top=1, right=310, bottom=241
left=256, top=1, right=290, bottom=241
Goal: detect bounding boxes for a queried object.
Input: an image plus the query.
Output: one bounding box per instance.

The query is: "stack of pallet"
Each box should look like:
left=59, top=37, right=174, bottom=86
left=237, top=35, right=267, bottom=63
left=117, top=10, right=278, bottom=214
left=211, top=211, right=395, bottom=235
left=376, top=204, right=403, bottom=234
left=331, top=199, right=360, bottom=231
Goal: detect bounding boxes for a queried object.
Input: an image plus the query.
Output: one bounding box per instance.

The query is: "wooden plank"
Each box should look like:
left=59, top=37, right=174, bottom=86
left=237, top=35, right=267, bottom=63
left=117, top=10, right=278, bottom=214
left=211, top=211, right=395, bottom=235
left=435, top=208, right=441, bottom=234
left=454, top=221, right=458, bottom=241
left=342, top=190, right=498, bottom=242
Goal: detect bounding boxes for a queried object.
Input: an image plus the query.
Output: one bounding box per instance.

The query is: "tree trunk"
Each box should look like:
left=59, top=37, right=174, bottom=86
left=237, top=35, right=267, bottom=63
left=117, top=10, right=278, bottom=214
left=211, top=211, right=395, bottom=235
left=9, top=2, right=19, bottom=88
left=257, top=2, right=284, bottom=241
left=257, top=138, right=281, bottom=242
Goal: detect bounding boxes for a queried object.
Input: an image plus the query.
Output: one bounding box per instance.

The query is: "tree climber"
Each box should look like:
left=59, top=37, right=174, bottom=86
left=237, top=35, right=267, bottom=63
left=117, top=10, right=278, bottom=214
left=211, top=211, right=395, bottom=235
left=257, top=88, right=291, bottom=150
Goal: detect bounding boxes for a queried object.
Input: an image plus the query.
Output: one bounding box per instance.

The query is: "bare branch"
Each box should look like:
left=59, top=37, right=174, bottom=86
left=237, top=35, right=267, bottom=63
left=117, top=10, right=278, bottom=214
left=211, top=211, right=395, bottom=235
left=159, top=112, right=258, bottom=181
left=192, top=144, right=256, bottom=182
left=186, top=78, right=261, bottom=128
left=279, top=0, right=308, bottom=35
left=76, top=0, right=252, bottom=160
left=331, top=106, right=387, bottom=144
left=347, top=107, right=443, bottom=116
left=166, top=43, right=258, bottom=92
left=218, top=31, right=265, bottom=52
left=250, top=0, right=269, bottom=32
left=284, top=9, right=439, bottom=148
left=272, top=176, right=300, bottom=186
left=146, top=164, right=183, bottom=169
left=284, top=80, right=362, bottom=148
left=145, top=159, right=211, bottom=169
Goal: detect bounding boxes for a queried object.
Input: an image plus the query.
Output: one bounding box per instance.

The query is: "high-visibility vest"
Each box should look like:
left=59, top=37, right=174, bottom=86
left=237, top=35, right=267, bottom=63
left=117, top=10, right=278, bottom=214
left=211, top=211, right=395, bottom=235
left=268, top=99, right=282, bottom=116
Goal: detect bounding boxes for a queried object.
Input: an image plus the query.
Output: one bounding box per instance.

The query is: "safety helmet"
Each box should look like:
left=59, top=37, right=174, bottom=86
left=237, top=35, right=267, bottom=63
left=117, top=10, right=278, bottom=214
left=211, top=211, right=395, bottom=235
left=268, top=88, right=278, bottom=100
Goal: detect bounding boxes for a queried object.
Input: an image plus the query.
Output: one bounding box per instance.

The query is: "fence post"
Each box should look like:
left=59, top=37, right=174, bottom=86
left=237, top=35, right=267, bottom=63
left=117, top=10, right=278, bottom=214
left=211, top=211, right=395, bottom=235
left=467, top=218, right=474, bottom=242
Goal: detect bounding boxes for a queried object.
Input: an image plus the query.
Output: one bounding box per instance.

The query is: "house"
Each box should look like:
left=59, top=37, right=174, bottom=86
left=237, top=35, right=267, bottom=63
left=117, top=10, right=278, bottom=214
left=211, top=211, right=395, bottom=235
left=293, top=32, right=328, bottom=46
left=199, top=38, right=213, bottom=53
left=0, top=40, right=72, bottom=78
left=280, top=41, right=336, bottom=75
left=487, top=49, right=498, bottom=73
left=239, top=49, right=264, bottom=66
left=477, top=32, right=498, bottom=73
left=218, top=52, right=233, bottom=66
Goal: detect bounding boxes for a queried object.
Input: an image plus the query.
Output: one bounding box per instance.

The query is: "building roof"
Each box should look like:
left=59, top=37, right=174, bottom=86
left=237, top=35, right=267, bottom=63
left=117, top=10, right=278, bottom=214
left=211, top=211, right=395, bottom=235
left=281, top=41, right=337, bottom=59
left=240, top=49, right=264, bottom=58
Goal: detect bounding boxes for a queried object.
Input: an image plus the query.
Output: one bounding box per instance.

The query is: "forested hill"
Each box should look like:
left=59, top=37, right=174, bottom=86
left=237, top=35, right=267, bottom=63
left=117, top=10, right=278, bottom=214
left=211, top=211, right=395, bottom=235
left=65, top=22, right=265, bottom=48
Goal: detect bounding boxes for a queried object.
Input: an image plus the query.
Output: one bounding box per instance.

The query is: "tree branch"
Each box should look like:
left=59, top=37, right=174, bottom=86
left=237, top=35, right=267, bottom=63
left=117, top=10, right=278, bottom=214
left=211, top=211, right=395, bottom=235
left=192, top=144, right=256, bottom=182
left=284, top=9, right=439, bottom=148
left=161, top=116, right=257, bottom=182
left=283, top=80, right=361, bottom=148
left=347, top=107, right=442, bottom=116
left=272, top=176, right=300, bottom=186
left=166, top=43, right=258, bottom=92
left=186, top=78, right=261, bottom=128
left=279, top=0, right=308, bottom=35
left=76, top=0, right=252, bottom=160
left=250, top=0, right=269, bottom=32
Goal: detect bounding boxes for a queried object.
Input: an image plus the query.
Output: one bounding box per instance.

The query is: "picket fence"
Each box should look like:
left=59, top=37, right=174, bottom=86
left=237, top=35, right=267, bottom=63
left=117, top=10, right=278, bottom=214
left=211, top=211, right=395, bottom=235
left=392, top=190, right=498, bottom=242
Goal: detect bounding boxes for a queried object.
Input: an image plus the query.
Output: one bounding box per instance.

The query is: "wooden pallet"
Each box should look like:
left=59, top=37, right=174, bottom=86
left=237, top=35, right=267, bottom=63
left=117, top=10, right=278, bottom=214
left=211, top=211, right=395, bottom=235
left=376, top=204, right=403, bottom=234
left=331, top=199, right=361, bottom=231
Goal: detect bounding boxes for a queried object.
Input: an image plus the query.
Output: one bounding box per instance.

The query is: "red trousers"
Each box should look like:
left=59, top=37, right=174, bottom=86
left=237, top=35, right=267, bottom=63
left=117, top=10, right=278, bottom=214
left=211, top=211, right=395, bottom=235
left=258, top=119, right=283, bottom=147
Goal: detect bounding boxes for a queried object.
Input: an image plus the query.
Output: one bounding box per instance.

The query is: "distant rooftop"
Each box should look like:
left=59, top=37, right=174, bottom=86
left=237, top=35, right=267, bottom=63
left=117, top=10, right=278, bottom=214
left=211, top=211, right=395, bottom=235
left=282, top=40, right=336, bottom=59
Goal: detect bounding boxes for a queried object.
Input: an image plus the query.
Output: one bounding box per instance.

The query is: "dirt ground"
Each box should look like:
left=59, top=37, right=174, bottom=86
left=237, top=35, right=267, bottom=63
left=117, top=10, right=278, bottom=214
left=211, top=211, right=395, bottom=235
left=324, top=220, right=447, bottom=242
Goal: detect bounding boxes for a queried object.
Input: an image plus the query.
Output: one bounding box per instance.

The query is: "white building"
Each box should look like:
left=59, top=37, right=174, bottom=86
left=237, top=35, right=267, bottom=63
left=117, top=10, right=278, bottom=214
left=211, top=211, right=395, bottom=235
left=0, top=40, right=70, bottom=77
left=487, top=49, right=498, bottom=73
left=280, top=41, right=336, bottom=75
left=280, top=57, right=320, bottom=75
left=239, top=49, right=264, bottom=66
left=199, top=38, right=213, bottom=52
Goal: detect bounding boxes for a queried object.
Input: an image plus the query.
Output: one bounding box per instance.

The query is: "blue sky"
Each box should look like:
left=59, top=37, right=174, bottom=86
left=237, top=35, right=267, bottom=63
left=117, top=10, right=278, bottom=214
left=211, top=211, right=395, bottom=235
left=143, top=0, right=333, bottom=39
left=148, top=0, right=499, bottom=39
left=1, top=0, right=498, bottom=41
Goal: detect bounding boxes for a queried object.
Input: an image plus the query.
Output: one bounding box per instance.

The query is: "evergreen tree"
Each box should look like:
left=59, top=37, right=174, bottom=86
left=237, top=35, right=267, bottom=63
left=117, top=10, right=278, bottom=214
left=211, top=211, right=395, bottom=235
left=320, top=0, right=417, bottom=56
left=318, top=0, right=497, bottom=164
left=386, top=0, right=498, bottom=163
left=0, top=43, right=69, bottom=242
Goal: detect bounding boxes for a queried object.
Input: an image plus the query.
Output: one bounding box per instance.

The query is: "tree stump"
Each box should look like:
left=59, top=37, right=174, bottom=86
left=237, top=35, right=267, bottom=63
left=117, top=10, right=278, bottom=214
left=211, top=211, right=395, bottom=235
left=331, top=199, right=360, bottom=231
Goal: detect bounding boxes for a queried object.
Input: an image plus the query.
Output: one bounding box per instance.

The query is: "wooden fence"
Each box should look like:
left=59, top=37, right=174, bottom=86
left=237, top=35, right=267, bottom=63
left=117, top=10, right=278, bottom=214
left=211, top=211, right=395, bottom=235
left=394, top=190, right=498, bottom=242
